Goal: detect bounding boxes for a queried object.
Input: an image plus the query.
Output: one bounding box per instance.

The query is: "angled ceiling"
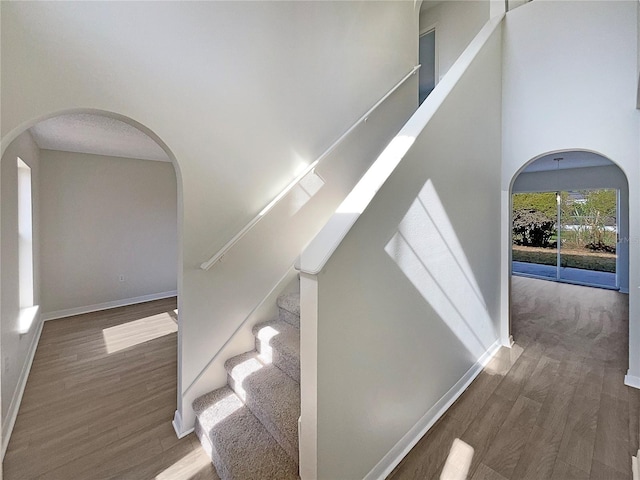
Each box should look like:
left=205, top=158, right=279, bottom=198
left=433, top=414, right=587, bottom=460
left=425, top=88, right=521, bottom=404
left=30, top=113, right=171, bottom=162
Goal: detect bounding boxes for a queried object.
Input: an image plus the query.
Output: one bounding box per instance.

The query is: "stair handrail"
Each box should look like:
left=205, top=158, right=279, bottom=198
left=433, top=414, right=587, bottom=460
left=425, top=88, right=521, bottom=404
left=200, top=64, right=421, bottom=271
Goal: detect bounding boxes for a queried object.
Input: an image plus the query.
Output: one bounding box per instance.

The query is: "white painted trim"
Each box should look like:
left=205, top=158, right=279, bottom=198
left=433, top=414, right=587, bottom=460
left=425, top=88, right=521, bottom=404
left=182, top=268, right=295, bottom=397
left=419, top=22, right=437, bottom=36
left=625, top=372, right=640, bottom=389
left=2, top=316, right=44, bottom=460
left=178, top=267, right=300, bottom=435
left=172, top=410, right=194, bottom=439
left=299, top=15, right=504, bottom=275
left=299, top=273, right=319, bottom=480
left=500, top=189, right=512, bottom=347
left=40, top=290, right=178, bottom=321
left=200, top=65, right=420, bottom=271
left=363, top=339, right=502, bottom=480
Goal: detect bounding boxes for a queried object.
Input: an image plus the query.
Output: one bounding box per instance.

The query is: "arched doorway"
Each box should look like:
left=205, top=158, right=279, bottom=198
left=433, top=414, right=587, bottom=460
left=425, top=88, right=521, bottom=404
left=510, top=150, right=629, bottom=292
left=506, top=148, right=630, bottom=371
left=0, top=109, right=184, bottom=462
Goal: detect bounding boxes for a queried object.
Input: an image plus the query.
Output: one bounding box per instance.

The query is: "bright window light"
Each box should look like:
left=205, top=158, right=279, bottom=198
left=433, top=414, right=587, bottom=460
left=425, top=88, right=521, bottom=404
left=17, top=157, right=34, bottom=309
left=288, top=170, right=325, bottom=216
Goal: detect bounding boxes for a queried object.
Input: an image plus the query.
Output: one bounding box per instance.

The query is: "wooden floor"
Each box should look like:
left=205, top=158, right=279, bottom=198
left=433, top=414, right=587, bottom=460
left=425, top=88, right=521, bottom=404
left=3, top=298, right=219, bottom=480
left=5, top=279, right=638, bottom=479
left=389, top=276, right=639, bottom=480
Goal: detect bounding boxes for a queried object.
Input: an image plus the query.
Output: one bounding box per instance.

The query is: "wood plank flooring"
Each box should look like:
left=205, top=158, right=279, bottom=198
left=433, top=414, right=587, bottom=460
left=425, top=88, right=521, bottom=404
left=4, top=278, right=637, bottom=479
left=3, top=298, right=219, bottom=480
left=389, top=276, right=637, bottom=480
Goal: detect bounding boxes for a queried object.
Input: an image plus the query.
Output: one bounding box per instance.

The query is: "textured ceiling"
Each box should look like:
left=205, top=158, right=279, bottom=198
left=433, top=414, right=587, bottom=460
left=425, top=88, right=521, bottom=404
left=30, top=113, right=171, bottom=162
left=522, top=151, right=615, bottom=173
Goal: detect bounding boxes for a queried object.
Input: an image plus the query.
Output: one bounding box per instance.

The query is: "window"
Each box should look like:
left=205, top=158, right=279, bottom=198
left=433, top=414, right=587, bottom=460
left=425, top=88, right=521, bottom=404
left=17, top=157, right=37, bottom=333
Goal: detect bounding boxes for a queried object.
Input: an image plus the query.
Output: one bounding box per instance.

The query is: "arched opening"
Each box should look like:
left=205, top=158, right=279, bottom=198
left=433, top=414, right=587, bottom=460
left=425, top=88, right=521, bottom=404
left=510, top=150, right=628, bottom=292
left=0, top=109, right=184, bottom=464
left=506, top=149, right=630, bottom=395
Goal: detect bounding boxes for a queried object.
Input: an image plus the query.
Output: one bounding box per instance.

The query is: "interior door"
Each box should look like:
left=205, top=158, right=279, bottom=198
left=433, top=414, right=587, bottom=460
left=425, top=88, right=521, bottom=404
left=418, top=30, right=436, bottom=105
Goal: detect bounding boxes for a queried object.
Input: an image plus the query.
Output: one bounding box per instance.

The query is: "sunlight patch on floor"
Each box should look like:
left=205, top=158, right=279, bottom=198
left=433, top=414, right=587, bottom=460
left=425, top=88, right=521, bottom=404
left=440, top=438, right=474, bottom=480
left=102, top=312, right=178, bottom=353
left=155, top=448, right=213, bottom=480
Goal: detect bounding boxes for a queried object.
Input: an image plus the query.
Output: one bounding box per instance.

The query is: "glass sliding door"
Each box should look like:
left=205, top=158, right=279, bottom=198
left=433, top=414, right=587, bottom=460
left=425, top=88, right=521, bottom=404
left=512, top=189, right=618, bottom=289
left=512, top=192, right=558, bottom=280
left=558, top=189, right=617, bottom=288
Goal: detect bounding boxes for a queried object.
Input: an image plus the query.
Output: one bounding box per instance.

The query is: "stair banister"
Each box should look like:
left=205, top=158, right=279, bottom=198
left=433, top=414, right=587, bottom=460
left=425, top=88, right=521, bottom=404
left=200, top=64, right=421, bottom=271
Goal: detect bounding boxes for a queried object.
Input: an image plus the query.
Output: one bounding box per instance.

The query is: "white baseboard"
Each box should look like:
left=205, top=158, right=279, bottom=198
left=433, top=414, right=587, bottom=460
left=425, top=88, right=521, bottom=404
left=363, top=339, right=502, bottom=480
left=41, top=290, right=178, bottom=321
left=172, top=410, right=194, bottom=439
left=625, top=372, right=640, bottom=390
left=2, top=316, right=45, bottom=460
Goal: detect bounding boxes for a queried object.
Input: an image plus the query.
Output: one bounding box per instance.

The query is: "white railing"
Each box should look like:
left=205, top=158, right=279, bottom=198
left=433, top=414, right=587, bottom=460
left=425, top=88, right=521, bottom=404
left=298, top=16, right=503, bottom=276
left=200, top=64, right=421, bottom=271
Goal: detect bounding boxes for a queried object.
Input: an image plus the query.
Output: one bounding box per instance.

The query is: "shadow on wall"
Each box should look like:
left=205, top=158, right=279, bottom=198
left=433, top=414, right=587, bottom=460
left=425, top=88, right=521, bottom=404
left=384, top=179, right=496, bottom=359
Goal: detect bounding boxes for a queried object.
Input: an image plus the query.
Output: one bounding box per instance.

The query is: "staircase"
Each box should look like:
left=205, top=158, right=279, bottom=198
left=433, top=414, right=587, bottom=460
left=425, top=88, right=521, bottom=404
left=193, top=292, right=301, bottom=480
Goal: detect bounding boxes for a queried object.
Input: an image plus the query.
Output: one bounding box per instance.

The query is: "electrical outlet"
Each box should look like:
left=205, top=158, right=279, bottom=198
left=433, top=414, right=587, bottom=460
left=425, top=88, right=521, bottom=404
left=118, top=275, right=125, bottom=282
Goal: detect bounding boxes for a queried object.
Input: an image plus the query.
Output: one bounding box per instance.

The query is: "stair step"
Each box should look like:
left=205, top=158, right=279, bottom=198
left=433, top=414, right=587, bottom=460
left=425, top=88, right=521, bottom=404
left=252, top=319, right=300, bottom=383
left=277, top=292, right=300, bottom=327
left=193, top=386, right=298, bottom=480
left=225, top=351, right=300, bottom=463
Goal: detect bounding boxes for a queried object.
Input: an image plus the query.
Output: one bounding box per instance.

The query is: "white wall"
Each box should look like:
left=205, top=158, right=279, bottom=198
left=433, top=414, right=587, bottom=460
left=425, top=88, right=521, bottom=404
left=179, top=73, right=418, bottom=430
left=38, top=150, right=177, bottom=316
left=513, top=164, right=630, bottom=292
left=0, top=1, right=420, bottom=434
left=501, top=1, right=640, bottom=381
left=300, top=18, right=503, bottom=479
left=0, top=131, right=41, bottom=455
left=419, top=0, right=490, bottom=82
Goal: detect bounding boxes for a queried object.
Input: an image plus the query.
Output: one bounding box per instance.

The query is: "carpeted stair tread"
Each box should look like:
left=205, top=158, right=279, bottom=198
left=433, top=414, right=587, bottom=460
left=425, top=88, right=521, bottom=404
left=252, top=319, right=300, bottom=383
left=225, top=351, right=300, bottom=462
left=193, top=386, right=299, bottom=480
left=277, top=292, right=300, bottom=327
left=277, top=292, right=300, bottom=315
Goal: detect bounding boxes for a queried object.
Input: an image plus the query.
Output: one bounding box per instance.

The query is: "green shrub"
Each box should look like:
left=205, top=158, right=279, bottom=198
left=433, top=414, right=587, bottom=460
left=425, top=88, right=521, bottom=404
left=513, top=209, right=556, bottom=248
